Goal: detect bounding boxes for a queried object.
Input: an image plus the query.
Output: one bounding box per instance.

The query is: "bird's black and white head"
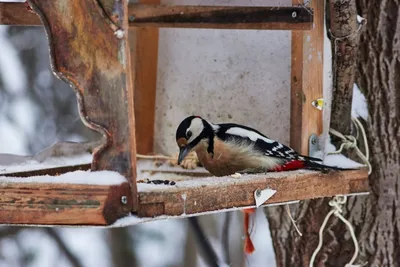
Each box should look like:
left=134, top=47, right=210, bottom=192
left=175, top=116, right=215, bottom=164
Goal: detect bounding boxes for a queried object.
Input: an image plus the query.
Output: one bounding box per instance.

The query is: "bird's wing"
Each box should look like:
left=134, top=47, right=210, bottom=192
left=215, top=123, right=322, bottom=162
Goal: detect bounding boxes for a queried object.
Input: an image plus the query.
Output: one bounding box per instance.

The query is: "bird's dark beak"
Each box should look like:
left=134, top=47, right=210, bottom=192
left=178, top=145, right=191, bottom=165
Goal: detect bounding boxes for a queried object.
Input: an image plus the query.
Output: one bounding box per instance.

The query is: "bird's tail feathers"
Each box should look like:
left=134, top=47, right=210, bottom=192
left=303, top=160, right=359, bottom=171
left=300, top=155, right=323, bottom=162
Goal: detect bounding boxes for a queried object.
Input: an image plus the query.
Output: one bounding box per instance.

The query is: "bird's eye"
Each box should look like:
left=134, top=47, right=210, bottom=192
left=187, top=130, right=192, bottom=139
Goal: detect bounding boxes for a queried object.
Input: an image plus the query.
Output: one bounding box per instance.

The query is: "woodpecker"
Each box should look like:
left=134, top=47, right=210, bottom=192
left=175, top=115, right=352, bottom=176
left=175, top=115, right=356, bottom=255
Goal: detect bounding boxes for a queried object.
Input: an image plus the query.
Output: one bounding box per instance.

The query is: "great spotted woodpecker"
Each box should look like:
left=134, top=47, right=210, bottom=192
left=176, top=115, right=348, bottom=176
left=175, top=115, right=355, bottom=255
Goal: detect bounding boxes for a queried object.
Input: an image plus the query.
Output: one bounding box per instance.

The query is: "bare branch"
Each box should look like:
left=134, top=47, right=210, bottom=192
left=44, top=228, right=83, bottom=267
left=221, top=212, right=231, bottom=264
left=188, top=217, right=220, bottom=267
left=0, top=227, right=24, bottom=239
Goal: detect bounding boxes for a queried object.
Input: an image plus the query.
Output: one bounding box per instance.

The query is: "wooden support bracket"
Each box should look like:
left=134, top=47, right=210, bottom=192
left=26, top=0, right=138, bottom=211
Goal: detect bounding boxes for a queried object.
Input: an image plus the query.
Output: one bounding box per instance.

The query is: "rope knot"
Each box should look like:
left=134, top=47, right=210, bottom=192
left=329, top=196, right=346, bottom=216
left=328, top=117, right=372, bottom=174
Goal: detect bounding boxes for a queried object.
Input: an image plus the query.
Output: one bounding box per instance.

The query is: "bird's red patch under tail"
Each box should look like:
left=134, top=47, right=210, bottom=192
left=242, top=208, right=256, bottom=254
left=271, top=160, right=305, bottom=172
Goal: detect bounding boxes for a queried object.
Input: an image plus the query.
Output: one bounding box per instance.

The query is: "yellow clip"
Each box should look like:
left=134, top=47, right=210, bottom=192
left=311, top=98, right=324, bottom=110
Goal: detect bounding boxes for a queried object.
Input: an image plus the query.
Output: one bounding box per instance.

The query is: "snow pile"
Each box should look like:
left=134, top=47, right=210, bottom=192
left=0, top=169, right=126, bottom=185
left=351, top=83, right=368, bottom=120
left=323, top=136, right=365, bottom=169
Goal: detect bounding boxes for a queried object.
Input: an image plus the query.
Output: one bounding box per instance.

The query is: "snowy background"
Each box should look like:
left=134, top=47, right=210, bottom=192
left=0, top=0, right=368, bottom=266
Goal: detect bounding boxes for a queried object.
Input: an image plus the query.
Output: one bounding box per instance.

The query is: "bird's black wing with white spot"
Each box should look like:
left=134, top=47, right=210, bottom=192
left=215, top=123, right=322, bottom=162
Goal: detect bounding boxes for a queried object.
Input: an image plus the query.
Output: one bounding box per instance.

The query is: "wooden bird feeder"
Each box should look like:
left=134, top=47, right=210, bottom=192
left=0, top=1, right=369, bottom=227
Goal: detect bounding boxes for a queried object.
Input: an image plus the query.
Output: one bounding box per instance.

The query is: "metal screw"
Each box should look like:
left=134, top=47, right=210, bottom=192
left=311, top=136, right=317, bottom=145
left=129, top=15, right=135, bottom=22
left=121, top=196, right=128, bottom=205
left=255, top=189, right=262, bottom=198
left=292, top=11, right=297, bottom=18
left=114, top=29, right=125, bottom=39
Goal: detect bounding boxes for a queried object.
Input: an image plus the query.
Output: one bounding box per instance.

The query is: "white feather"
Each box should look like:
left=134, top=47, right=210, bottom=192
left=187, top=117, right=204, bottom=142
left=226, top=127, right=274, bottom=144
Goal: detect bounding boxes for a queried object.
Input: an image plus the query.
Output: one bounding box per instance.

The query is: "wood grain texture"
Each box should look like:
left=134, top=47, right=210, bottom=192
left=0, top=181, right=132, bottom=225
left=130, top=1, right=159, bottom=155
left=2, top=2, right=313, bottom=30
left=0, top=2, right=41, bottom=26
left=290, top=1, right=324, bottom=154
left=137, top=169, right=368, bottom=217
left=128, top=4, right=313, bottom=30
left=26, top=0, right=138, bottom=211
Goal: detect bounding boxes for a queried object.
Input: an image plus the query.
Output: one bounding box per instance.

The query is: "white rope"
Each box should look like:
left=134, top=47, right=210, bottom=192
left=328, top=117, right=372, bottom=174
left=285, top=205, right=303, bottom=236
left=309, top=196, right=360, bottom=267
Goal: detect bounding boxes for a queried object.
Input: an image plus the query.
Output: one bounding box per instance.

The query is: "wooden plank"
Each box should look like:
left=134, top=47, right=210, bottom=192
left=0, top=179, right=132, bottom=225
left=128, top=4, right=313, bottom=30
left=137, top=168, right=369, bottom=217
left=27, top=0, right=138, bottom=211
left=0, top=159, right=369, bottom=224
left=130, top=1, right=159, bottom=155
left=290, top=1, right=324, bottom=154
left=0, top=2, right=41, bottom=26
left=1, top=2, right=313, bottom=31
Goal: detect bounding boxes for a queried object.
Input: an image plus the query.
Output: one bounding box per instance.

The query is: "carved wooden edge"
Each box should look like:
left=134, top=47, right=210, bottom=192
left=0, top=180, right=132, bottom=225
left=290, top=0, right=324, bottom=154
left=26, top=0, right=138, bottom=211
left=2, top=2, right=313, bottom=30
left=136, top=169, right=369, bottom=217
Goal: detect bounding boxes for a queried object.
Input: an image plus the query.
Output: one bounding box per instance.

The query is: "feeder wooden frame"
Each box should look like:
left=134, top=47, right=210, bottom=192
left=0, top=1, right=369, bottom=226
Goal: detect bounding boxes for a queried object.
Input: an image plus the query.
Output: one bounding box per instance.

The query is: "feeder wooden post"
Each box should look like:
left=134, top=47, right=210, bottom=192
left=290, top=0, right=324, bottom=154
left=129, top=0, right=160, bottom=155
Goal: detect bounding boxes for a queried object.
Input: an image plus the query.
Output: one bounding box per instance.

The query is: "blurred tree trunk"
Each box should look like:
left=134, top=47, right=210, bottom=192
left=108, top=228, right=137, bottom=267
left=183, top=221, right=198, bottom=267
left=266, top=0, right=400, bottom=266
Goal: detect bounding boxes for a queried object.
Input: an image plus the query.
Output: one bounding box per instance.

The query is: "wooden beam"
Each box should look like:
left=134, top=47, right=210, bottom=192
left=0, top=2, right=41, bottom=26
left=1, top=2, right=313, bottom=31
left=290, top=1, right=324, bottom=154
left=128, top=4, right=313, bottom=30
left=136, top=168, right=369, bottom=217
left=130, top=1, right=159, bottom=155
left=0, top=176, right=132, bottom=225
left=27, top=0, right=139, bottom=211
